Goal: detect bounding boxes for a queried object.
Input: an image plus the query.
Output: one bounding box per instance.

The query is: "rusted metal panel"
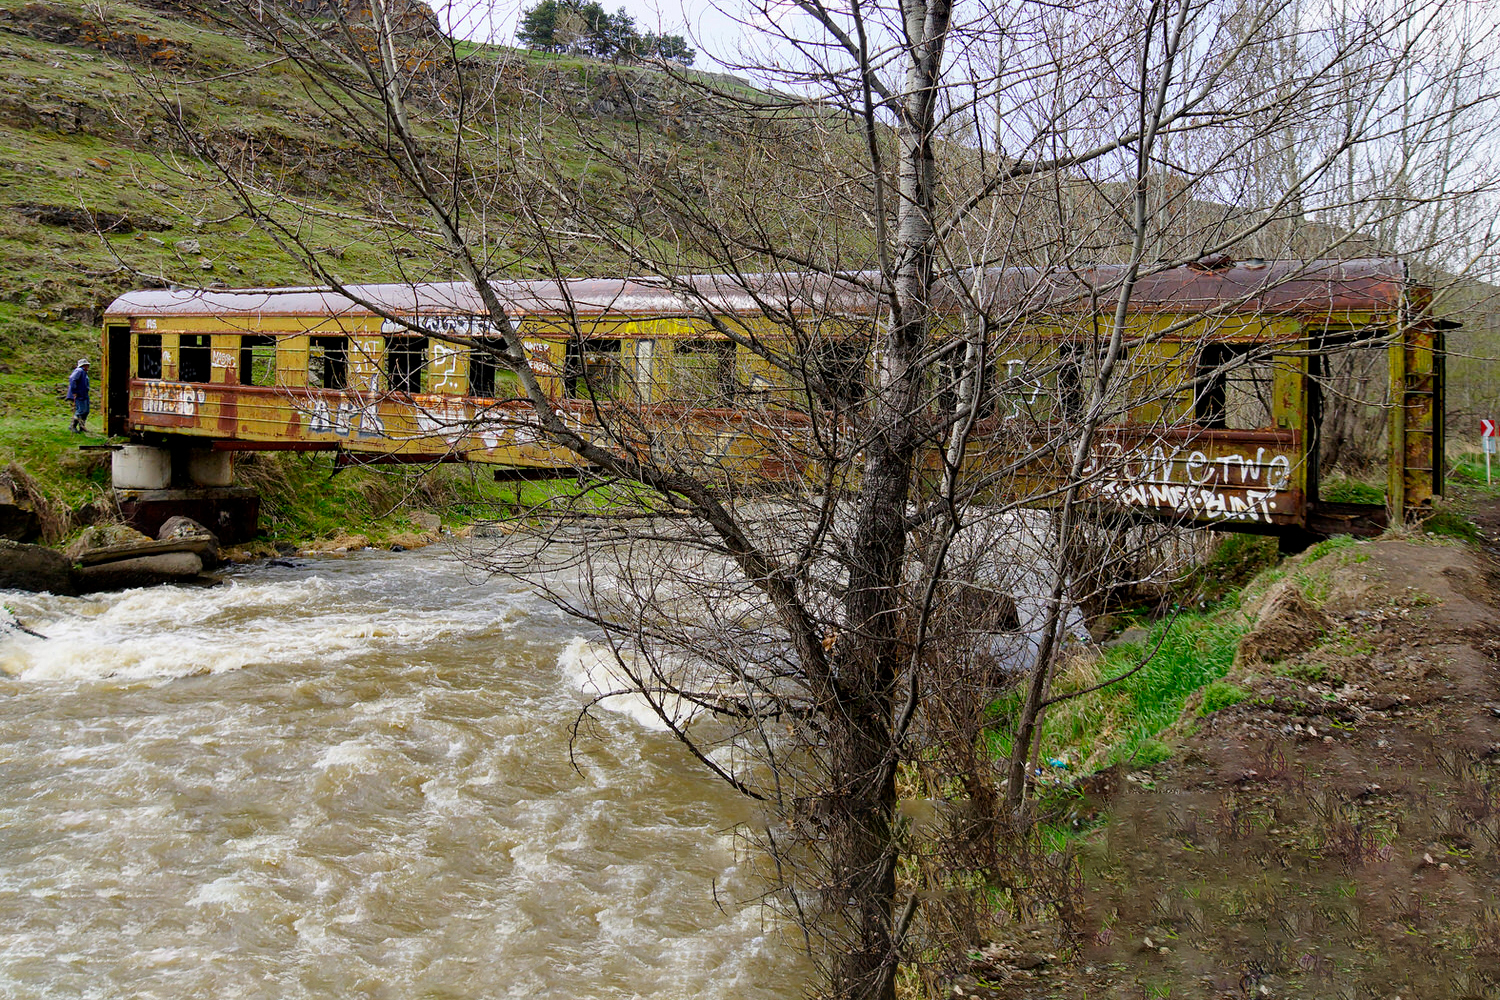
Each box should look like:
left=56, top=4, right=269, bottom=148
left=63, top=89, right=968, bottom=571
left=1080, top=429, right=1305, bottom=528
left=979, top=258, right=1407, bottom=319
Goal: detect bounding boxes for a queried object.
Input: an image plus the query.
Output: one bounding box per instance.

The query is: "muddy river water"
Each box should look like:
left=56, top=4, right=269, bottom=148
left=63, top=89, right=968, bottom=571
left=0, top=548, right=804, bottom=998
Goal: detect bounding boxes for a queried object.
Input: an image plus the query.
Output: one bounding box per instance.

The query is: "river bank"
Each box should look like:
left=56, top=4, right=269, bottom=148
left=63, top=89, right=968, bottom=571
left=955, top=496, right=1500, bottom=999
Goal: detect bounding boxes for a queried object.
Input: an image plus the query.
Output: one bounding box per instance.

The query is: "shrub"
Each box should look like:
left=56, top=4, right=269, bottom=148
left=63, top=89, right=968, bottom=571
left=1199, top=679, right=1250, bottom=715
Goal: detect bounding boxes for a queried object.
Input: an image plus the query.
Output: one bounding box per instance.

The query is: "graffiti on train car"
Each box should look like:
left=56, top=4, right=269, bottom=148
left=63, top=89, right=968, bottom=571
left=999, top=359, right=1046, bottom=421
left=411, top=399, right=544, bottom=450
left=1085, top=440, right=1297, bottom=523
left=306, top=395, right=387, bottom=439
left=382, top=317, right=559, bottom=379
left=384, top=314, right=502, bottom=337
left=141, top=383, right=207, bottom=417
left=524, top=340, right=559, bottom=377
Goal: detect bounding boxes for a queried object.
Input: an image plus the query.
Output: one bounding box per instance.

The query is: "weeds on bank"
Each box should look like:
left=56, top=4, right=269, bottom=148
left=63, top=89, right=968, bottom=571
left=1319, top=476, right=1386, bottom=505
left=1174, top=534, right=1278, bottom=606
left=989, top=606, right=1250, bottom=777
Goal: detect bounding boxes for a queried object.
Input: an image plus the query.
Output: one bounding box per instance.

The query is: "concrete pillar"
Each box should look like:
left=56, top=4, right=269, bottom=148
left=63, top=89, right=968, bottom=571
left=112, top=445, right=172, bottom=490
left=187, top=450, right=234, bottom=488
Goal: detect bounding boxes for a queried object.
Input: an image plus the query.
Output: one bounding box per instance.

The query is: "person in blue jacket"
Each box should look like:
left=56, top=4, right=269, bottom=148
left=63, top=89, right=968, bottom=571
left=66, top=358, right=90, bottom=433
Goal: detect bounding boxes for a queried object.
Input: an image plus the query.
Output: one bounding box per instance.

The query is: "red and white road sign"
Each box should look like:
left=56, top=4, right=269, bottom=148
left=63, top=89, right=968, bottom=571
left=1484, top=419, right=1497, bottom=437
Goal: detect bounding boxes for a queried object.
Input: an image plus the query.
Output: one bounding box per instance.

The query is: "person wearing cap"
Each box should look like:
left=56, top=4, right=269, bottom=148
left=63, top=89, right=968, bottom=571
left=65, top=358, right=90, bottom=433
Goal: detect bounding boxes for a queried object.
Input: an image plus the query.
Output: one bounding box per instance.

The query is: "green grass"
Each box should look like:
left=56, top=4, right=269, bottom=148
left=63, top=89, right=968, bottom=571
left=1302, top=534, right=1360, bottom=563
left=1423, top=503, right=1480, bottom=542
left=1319, top=477, right=1386, bottom=504
left=1176, top=533, right=1279, bottom=606
left=234, top=453, right=621, bottom=545
left=1199, top=678, right=1251, bottom=715
left=990, top=607, right=1249, bottom=774
left=1447, top=454, right=1500, bottom=495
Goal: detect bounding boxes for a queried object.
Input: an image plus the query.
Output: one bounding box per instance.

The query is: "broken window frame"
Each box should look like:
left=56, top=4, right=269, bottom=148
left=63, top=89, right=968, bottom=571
left=467, top=337, right=514, bottom=400
left=310, top=335, right=348, bottom=391
left=240, top=334, right=277, bottom=387
left=670, top=338, right=738, bottom=408
left=1195, top=342, right=1276, bottom=430
left=179, top=334, right=211, bottom=384
left=385, top=335, right=429, bottom=395
left=563, top=338, right=623, bottom=400
left=136, top=333, right=162, bottom=380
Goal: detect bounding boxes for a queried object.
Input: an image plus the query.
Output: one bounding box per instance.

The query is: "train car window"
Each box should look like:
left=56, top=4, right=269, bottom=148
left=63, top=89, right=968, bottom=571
left=672, top=340, right=736, bottom=407
left=936, top=344, right=993, bottom=418
left=809, top=338, right=866, bottom=408
left=386, top=335, right=428, bottom=394
left=239, top=335, right=277, bottom=386
left=1196, top=343, right=1274, bottom=429
left=564, top=338, right=621, bottom=399
left=137, top=333, right=162, bottom=379
left=180, top=334, right=211, bottom=383
left=468, top=338, right=511, bottom=399
left=310, top=336, right=348, bottom=390
left=1056, top=342, right=1087, bottom=421
left=1052, top=341, right=1126, bottom=421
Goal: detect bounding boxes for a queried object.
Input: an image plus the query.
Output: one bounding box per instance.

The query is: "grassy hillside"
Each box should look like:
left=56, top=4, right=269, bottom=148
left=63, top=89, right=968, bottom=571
left=0, top=0, right=759, bottom=542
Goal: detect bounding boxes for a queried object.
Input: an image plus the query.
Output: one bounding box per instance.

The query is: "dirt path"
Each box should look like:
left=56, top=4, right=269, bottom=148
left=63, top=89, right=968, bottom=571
left=964, top=514, right=1500, bottom=999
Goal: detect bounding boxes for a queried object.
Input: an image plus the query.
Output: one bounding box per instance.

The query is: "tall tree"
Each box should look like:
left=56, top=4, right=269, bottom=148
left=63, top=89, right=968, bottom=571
left=122, top=0, right=1500, bottom=995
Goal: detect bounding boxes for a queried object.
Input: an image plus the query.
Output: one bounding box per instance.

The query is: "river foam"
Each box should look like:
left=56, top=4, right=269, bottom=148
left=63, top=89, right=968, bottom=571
left=0, top=549, right=802, bottom=999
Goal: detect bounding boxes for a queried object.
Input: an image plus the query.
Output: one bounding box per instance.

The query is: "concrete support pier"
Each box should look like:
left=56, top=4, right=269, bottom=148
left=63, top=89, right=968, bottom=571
left=111, top=445, right=260, bottom=544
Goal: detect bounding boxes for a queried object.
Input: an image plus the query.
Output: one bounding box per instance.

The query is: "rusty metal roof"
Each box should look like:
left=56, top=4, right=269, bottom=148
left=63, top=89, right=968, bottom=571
left=979, top=258, right=1408, bottom=316
left=104, top=258, right=1409, bottom=322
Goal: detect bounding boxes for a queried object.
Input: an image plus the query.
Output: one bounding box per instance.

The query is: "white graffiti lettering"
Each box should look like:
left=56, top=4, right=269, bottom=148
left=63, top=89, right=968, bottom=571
left=524, top=340, right=558, bottom=377
left=1000, top=358, right=1045, bottom=421
left=383, top=314, right=511, bottom=338
left=413, top=398, right=543, bottom=450
left=1090, top=441, right=1294, bottom=491
left=1094, top=478, right=1281, bottom=523
left=354, top=399, right=385, bottom=439
left=1087, top=437, right=1298, bottom=522
left=140, top=382, right=205, bottom=416
left=308, top=398, right=354, bottom=437
left=1185, top=450, right=1210, bottom=484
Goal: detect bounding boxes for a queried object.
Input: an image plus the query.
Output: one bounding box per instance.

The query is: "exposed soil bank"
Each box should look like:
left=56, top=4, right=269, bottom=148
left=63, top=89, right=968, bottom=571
left=967, top=520, right=1500, bottom=999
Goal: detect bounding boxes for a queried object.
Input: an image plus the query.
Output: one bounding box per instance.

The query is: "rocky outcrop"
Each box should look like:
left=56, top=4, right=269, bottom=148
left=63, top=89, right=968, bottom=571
left=0, top=539, right=77, bottom=595
left=14, top=203, right=171, bottom=235
left=0, top=3, right=205, bottom=71
left=0, top=472, right=41, bottom=543
left=0, top=463, right=63, bottom=543
left=1235, top=583, right=1331, bottom=667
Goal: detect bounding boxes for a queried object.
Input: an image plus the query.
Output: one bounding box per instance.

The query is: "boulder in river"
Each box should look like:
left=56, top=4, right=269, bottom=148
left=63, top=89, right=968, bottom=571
left=157, top=515, right=219, bottom=566
left=63, top=522, right=217, bottom=592
left=73, top=551, right=206, bottom=592
left=0, top=539, right=77, bottom=595
left=0, top=464, right=52, bottom=543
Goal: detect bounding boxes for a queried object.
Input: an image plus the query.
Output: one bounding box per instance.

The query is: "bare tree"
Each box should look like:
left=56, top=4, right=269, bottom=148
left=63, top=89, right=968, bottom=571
left=113, top=0, right=1500, bottom=994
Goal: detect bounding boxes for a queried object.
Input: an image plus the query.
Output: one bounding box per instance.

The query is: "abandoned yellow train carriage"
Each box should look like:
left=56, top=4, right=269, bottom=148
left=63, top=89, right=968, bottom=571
left=100, top=279, right=786, bottom=472
left=966, top=258, right=1444, bottom=535
left=101, top=258, right=1444, bottom=537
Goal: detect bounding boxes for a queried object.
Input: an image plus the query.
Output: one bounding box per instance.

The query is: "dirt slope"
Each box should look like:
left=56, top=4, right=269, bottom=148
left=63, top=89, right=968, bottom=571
left=968, top=523, right=1500, bottom=999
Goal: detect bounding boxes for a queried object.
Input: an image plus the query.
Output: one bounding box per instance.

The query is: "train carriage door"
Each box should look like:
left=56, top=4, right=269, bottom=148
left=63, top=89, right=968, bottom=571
left=105, top=323, right=130, bottom=436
